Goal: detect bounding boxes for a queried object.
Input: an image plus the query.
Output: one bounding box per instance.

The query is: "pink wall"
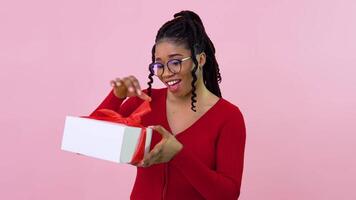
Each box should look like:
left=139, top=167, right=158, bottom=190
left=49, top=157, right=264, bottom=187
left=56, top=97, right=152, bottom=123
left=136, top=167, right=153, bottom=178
left=1, top=0, right=355, bottom=199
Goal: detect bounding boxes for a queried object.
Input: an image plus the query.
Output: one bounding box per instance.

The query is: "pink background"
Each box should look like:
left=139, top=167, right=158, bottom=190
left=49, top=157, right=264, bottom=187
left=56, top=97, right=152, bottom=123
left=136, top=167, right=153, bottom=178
left=1, top=0, right=355, bottom=199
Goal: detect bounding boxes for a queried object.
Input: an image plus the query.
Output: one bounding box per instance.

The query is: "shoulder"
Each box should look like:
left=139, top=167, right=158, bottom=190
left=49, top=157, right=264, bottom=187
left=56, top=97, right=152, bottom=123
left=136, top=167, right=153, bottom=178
left=218, top=98, right=244, bottom=120
left=215, top=98, right=246, bottom=140
left=215, top=98, right=246, bottom=130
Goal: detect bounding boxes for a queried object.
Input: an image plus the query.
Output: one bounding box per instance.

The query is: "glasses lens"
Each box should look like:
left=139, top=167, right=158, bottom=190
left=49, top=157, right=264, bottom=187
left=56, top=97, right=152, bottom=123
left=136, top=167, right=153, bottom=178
left=167, top=59, right=181, bottom=73
left=150, top=63, right=164, bottom=75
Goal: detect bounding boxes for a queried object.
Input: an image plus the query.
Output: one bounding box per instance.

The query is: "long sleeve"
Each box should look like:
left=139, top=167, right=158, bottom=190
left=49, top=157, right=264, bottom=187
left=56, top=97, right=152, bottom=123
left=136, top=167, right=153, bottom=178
left=89, top=89, right=143, bottom=117
left=169, top=109, right=246, bottom=200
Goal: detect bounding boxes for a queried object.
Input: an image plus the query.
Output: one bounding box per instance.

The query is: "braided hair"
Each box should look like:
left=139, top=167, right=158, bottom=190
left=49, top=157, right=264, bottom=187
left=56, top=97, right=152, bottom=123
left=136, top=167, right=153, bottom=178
left=147, top=10, right=222, bottom=112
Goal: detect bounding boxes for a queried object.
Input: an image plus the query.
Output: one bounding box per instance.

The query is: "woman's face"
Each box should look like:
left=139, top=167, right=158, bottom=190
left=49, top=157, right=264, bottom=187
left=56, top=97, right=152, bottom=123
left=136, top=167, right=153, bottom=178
left=154, top=40, right=196, bottom=97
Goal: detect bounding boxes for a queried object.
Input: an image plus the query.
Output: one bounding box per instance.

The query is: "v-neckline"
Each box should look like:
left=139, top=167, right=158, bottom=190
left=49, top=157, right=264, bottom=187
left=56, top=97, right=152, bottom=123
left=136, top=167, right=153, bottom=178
left=163, top=88, right=222, bottom=138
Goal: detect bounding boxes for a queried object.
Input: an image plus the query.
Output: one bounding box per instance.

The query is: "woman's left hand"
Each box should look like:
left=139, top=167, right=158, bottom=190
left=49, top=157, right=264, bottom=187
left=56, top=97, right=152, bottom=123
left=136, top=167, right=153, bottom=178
left=137, top=125, right=183, bottom=167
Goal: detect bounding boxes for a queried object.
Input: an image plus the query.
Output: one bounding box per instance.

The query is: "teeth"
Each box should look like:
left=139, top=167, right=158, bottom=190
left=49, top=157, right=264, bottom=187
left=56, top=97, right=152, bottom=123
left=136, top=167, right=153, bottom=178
left=167, top=80, right=180, bottom=86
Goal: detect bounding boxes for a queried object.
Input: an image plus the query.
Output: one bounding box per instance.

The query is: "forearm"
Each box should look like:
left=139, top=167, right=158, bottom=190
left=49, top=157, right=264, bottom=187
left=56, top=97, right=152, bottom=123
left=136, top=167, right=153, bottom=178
left=89, top=89, right=126, bottom=116
left=170, top=147, right=243, bottom=200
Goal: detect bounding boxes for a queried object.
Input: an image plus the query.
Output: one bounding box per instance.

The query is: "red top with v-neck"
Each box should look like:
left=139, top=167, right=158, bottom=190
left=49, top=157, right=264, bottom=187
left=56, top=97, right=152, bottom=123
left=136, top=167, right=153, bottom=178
left=90, top=88, right=246, bottom=200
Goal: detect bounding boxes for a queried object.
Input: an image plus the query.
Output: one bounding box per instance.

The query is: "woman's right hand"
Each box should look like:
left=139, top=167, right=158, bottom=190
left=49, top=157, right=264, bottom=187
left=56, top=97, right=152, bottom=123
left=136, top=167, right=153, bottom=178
left=110, top=76, right=152, bottom=101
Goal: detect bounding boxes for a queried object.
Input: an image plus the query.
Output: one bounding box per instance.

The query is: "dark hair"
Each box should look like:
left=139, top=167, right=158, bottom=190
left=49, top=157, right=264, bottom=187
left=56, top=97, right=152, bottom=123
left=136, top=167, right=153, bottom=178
left=147, top=10, right=222, bottom=112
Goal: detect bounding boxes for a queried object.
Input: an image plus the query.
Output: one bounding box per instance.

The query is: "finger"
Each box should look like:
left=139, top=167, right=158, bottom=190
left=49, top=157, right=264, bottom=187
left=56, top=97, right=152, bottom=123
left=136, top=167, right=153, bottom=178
left=143, top=147, right=160, bottom=163
left=110, top=80, right=116, bottom=87
left=122, top=77, right=135, bottom=94
left=127, top=76, right=151, bottom=101
left=128, top=76, right=149, bottom=101
left=136, top=160, right=144, bottom=167
left=128, top=76, right=142, bottom=95
left=149, top=125, right=171, bottom=138
left=141, top=156, right=153, bottom=167
left=143, top=153, right=161, bottom=167
left=111, top=78, right=127, bottom=98
left=150, top=146, right=162, bottom=159
left=114, top=78, right=123, bottom=87
left=142, top=161, right=151, bottom=167
left=142, top=141, right=166, bottom=167
left=138, top=91, right=152, bottom=102
left=142, top=143, right=163, bottom=164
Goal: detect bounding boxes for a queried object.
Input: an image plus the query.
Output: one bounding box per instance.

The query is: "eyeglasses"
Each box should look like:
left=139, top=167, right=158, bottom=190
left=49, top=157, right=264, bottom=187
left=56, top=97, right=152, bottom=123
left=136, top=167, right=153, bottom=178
left=149, top=56, right=191, bottom=76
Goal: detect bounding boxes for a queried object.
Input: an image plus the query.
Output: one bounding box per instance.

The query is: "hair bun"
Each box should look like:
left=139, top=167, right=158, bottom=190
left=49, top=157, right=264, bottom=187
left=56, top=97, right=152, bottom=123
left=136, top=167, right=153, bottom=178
left=173, top=10, right=204, bottom=26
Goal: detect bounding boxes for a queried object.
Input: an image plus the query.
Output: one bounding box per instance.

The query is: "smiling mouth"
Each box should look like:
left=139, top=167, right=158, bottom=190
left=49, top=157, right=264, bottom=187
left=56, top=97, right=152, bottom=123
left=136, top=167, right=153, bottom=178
left=166, top=79, right=181, bottom=86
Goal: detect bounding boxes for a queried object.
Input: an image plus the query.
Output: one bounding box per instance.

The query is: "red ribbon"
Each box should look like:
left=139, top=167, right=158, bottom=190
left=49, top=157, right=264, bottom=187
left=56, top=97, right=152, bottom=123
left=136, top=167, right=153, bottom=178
left=81, top=100, right=151, bottom=165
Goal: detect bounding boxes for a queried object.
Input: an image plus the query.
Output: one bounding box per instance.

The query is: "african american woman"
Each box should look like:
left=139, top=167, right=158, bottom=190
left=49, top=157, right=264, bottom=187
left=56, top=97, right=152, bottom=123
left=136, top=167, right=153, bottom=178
left=91, top=10, right=246, bottom=200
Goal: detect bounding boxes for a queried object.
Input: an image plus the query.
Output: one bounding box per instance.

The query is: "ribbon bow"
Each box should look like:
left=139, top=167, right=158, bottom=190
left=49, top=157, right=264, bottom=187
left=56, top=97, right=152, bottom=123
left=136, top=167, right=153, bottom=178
left=81, top=100, right=151, bottom=165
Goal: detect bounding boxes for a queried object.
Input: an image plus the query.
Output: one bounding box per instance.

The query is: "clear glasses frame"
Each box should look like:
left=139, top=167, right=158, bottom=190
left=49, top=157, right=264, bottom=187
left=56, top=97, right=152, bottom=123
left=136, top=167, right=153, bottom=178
left=149, top=56, right=191, bottom=76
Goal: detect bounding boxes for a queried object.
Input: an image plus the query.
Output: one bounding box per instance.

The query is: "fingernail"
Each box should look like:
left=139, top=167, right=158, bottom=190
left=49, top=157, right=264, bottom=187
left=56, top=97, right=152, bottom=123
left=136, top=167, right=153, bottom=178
left=137, top=161, right=143, bottom=167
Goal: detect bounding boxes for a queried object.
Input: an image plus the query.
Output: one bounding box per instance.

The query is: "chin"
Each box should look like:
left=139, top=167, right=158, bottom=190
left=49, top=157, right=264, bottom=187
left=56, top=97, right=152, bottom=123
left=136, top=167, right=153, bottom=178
left=165, top=78, right=193, bottom=98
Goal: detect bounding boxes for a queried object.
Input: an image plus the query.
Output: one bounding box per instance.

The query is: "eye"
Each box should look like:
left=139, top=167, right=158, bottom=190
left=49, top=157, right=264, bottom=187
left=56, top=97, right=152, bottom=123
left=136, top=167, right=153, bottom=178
left=151, top=63, right=164, bottom=69
left=169, top=59, right=181, bottom=66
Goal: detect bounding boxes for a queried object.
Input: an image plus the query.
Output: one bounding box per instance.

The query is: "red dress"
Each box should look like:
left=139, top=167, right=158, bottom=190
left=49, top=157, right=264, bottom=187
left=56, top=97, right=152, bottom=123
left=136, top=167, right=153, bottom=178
left=90, top=88, right=246, bottom=200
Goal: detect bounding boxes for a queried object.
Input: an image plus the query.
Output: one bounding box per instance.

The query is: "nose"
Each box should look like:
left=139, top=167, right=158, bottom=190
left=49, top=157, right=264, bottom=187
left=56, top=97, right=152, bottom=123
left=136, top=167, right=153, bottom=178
left=161, top=65, right=174, bottom=77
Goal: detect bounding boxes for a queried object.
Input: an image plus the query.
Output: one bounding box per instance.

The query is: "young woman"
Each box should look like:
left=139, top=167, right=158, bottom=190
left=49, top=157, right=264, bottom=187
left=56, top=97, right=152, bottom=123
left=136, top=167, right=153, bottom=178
left=91, top=10, right=246, bottom=200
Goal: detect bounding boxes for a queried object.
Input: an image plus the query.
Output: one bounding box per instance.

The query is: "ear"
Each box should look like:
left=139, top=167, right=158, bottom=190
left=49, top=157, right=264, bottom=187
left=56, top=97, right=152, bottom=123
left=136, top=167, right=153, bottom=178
left=196, top=52, right=206, bottom=68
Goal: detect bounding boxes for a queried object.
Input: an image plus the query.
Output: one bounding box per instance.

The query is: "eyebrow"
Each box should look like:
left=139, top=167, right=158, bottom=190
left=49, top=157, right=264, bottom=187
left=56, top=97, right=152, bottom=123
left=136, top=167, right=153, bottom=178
left=155, top=53, right=183, bottom=61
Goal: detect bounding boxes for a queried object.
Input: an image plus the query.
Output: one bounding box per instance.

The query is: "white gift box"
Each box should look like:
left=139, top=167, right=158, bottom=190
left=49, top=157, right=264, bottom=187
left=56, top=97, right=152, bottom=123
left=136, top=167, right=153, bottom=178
left=61, top=116, right=152, bottom=164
